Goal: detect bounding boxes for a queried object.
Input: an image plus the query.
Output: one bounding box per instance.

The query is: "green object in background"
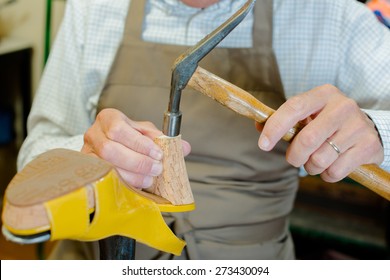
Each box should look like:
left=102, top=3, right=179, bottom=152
left=37, top=0, right=54, bottom=260
left=44, top=0, right=66, bottom=65
left=44, top=0, right=52, bottom=65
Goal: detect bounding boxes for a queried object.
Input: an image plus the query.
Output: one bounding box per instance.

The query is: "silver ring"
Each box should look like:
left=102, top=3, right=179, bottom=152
left=326, top=140, right=341, bottom=154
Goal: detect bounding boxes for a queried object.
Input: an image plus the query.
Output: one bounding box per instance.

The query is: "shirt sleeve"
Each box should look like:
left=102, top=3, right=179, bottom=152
left=336, top=1, right=390, bottom=170
left=363, top=110, right=390, bottom=170
left=17, top=0, right=89, bottom=170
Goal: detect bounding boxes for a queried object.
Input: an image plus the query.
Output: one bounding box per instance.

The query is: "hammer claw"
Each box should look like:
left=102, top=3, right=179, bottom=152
left=164, top=0, right=257, bottom=136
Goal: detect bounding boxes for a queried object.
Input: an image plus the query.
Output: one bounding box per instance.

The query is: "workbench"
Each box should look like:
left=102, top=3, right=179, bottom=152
left=291, top=176, right=390, bottom=259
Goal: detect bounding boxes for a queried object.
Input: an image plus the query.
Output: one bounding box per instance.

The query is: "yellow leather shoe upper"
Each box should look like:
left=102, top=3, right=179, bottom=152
left=45, top=169, right=186, bottom=256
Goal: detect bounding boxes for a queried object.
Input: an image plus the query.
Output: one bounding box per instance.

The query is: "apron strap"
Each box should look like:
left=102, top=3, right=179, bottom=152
left=127, top=0, right=146, bottom=40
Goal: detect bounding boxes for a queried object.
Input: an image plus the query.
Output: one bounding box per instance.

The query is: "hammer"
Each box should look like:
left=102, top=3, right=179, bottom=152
left=162, top=4, right=390, bottom=199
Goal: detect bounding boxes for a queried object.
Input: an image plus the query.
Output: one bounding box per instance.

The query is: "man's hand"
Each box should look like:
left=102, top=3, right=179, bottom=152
left=81, top=108, right=191, bottom=188
left=257, top=84, right=384, bottom=182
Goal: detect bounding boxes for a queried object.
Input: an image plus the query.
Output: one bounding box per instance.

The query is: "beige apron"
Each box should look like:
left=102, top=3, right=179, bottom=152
left=50, top=0, right=299, bottom=260
left=97, top=0, right=299, bottom=260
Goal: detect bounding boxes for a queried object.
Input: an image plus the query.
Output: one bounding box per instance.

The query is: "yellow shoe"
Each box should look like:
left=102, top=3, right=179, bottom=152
left=2, top=145, right=194, bottom=256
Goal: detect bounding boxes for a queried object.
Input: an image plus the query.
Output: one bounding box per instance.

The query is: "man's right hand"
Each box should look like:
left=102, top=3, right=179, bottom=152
left=81, top=108, right=191, bottom=189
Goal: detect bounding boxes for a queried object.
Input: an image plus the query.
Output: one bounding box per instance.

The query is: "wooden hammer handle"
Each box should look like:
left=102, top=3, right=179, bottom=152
left=188, top=66, right=390, bottom=201
left=188, top=67, right=303, bottom=142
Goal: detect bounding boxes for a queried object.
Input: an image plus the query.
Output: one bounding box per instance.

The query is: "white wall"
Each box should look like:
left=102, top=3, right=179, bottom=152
left=0, top=0, right=65, bottom=95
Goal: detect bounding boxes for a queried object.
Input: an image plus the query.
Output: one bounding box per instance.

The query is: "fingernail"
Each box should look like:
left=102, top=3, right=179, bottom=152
left=142, top=176, right=153, bottom=188
left=150, top=149, right=163, bottom=161
left=259, top=136, right=270, bottom=151
left=151, top=161, right=163, bottom=176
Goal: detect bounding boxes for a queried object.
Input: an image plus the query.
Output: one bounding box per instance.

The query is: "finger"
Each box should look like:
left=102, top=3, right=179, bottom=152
left=103, top=140, right=163, bottom=176
left=181, top=139, right=192, bottom=156
left=131, top=120, right=192, bottom=156
left=84, top=123, right=163, bottom=177
left=320, top=148, right=361, bottom=182
left=286, top=122, right=335, bottom=167
left=304, top=115, right=384, bottom=179
left=298, top=113, right=367, bottom=175
left=303, top=137, right=341, bottom=175
left=98, top=114, right=163, bottom=161
left=320, top=133, right=383, bottom=183
left=128, top=120, right=164, bottom=140
left=304, top=128, right=356, bottom=175
left=259, top=85, right=348, bottom=151
left=286, top=106, right=345, bottom=167
left=116, top=167, right=154, bottom=189
left=255, top=122, right=264, bottom=133
left=282, top=87, right=359, bottom=166
left=83, top=121, right=107, bottom=154
left=259, top=85, right=335, bottom=151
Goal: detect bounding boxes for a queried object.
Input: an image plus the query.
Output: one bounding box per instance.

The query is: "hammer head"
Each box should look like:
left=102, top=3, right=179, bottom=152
left=163, top=0, right=256, bottom=137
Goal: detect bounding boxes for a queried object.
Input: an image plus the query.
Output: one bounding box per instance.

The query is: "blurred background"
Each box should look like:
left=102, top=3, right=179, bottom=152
left=0, top=0, right=389, bottom=260
left=0, top=0, right=65, bottom=260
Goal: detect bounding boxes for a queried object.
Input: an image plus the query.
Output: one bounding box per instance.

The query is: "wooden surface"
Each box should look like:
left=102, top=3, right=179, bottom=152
left=146, top=135, right=194, bottom=205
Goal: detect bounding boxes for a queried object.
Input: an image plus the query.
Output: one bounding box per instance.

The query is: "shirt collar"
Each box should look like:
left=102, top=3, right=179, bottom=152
left=152, top=0, right=234, bottom=17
